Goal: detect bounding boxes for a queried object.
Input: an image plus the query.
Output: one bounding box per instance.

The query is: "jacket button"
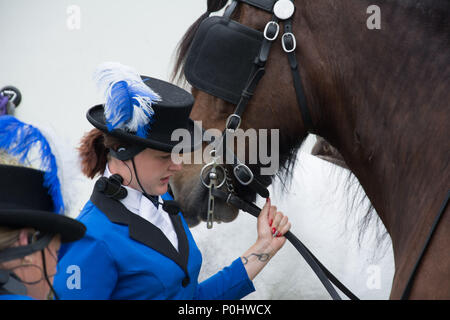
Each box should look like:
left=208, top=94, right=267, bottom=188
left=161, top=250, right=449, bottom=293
left=182, top=277, right=190, bottom=287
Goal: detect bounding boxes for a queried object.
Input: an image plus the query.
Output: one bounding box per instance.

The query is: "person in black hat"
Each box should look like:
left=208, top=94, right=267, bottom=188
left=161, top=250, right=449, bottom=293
left=53, top=62, right=290, bottom=299
left=0, top=116, right=86, bottom=300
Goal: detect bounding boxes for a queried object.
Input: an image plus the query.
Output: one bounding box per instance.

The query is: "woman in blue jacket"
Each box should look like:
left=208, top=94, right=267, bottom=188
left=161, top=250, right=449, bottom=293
left=54, top=62, right=290, bottom=300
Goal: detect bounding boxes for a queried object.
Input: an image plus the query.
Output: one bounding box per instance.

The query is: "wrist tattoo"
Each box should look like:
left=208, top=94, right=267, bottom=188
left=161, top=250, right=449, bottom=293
left=241, top=253, right=270, bottom=265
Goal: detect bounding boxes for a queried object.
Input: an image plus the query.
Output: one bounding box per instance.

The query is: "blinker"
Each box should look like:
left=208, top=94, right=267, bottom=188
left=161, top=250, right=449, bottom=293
left=184, top=16, right=264, bottom=105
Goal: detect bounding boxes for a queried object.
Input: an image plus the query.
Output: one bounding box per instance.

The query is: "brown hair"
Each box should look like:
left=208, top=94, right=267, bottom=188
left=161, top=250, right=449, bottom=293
left=78, top=129, right=130, bottom=179
left=0, top=227, right=20, bottom=252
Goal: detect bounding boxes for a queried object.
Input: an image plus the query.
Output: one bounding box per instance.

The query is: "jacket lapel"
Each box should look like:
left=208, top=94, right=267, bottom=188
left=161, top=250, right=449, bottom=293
left=90, top=188, right=190, bottom=279
left=169, top=214, right=189, bottom=269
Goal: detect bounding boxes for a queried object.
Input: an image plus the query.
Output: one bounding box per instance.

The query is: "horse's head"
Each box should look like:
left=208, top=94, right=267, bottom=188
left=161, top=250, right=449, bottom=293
left=170, top=1, right=311, bottom=226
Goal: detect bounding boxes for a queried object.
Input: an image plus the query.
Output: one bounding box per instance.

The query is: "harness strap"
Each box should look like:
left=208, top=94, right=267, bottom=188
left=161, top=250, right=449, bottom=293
left=209, top=127, right=270, bottom=198
left=401, top=189, right=450, bottom=299
left=214, top=15, right=279, bottom=198
left=223, top=141, right=270, bottom=198
left=283, top=19, right=314, bottom=133
left=238, top=0, right=277, bottom=12
left=227, top=15, right=279, bottom=131
left=211, top=188, right=359, bottom=300
left=228, top=67, right=266, bottom=130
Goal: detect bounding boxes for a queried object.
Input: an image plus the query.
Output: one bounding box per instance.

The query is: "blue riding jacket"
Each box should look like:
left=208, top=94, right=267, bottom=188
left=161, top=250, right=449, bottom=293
left=53, top=187, right=255, bottom=300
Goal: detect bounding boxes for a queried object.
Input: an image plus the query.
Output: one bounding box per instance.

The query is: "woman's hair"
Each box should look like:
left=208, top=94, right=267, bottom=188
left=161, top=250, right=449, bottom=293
left=0, top=227, right=20, bottom=269
left=0, top=227, right=20, bottom=252
left=0, top=150, right=24, bottom=167
left=78, top=129, right=130, bottom=179
left=0, top=227, right=39, bottom=270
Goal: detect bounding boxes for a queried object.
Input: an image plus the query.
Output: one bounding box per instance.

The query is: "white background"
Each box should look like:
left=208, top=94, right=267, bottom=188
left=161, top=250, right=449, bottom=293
left=0, top=0, right=394, bottom=299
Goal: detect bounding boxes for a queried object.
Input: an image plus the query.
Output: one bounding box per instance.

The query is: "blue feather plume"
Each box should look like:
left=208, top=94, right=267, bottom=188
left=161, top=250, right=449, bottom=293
left=0, top=116, right=64, bottom=214
left=93, top=62, right=161, bottom=138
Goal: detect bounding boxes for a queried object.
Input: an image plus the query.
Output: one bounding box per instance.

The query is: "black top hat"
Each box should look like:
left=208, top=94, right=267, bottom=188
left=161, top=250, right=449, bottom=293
left=87, top=63, right=202, bottom=154
left=0, top=116, right=86, bottom=245
left=0, top=165, right=86, bottom=243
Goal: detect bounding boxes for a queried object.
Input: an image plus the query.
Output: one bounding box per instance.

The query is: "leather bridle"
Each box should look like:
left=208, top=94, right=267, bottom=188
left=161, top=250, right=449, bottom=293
left=194, top=0, right=360, bottom=300
left=198, top=0, right=313, bottom=229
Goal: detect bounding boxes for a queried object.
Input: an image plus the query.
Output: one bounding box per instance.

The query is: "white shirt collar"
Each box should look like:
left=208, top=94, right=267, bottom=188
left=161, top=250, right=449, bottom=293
left=103, top=164, right=145, bottom=215
left=102, top=163, right=178, bottom=251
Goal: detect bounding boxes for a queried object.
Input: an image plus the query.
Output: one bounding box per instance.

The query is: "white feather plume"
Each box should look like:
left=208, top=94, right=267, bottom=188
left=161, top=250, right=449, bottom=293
left=93, top=62, right=161, bottom=137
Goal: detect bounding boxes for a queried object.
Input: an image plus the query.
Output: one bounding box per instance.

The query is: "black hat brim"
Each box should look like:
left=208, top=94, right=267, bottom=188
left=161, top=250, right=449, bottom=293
left=0, top=209, right=86, bottom=243
left=87, top=105, right=203, bottom=153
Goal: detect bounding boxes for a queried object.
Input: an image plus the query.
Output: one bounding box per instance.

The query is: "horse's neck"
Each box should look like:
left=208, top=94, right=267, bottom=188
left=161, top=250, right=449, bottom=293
left=301, top=0, right=449, bottom=293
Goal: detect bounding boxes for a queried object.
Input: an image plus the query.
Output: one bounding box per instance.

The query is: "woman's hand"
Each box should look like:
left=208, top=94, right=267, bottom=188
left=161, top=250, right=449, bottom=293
left=256, top=197, right=291, bottom=253
left=257, top=198, right=291, bottom=254
left=241, top=198, right=291, bottom=280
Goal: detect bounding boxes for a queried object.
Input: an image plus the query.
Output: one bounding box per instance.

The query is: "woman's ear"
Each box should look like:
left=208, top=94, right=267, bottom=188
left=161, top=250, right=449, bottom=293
left=17, top=229, right=34, bottom=264
left=107, top=157, right=133, bottom=187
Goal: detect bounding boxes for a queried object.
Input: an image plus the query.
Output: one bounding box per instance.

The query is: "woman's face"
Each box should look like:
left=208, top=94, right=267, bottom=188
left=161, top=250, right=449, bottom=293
left=129, top=148, right=183, bottom=195
left=24, top=235, right=61, bottom=300
left=3, top=231, right=61, bottom=300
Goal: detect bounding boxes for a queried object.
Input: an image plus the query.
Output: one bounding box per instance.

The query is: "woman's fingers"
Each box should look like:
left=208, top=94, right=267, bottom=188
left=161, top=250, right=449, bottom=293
left=259, top=198, right=270, bottom=220
left=265, top=198, right=276, bottom=225
left=272, top=213, right=290, bottom=237
left=271, top=210, right=282, bottom=229
left=259, top=199, right=290, bottom=240
left=277, top=220, right=291, bottom=238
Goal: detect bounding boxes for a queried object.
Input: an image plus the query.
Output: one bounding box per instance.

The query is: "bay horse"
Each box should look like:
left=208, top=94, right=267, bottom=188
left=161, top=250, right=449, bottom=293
left=171, top=0, right=450, bottom=299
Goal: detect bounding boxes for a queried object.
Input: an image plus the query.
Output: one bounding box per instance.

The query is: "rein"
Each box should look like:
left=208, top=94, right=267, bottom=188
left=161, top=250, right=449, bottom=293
left=211, top=187, right=359, bottom=300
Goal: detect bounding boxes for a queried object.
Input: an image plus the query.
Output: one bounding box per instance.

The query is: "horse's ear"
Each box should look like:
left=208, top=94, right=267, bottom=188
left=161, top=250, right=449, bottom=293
left=207, top=0, right=228, bottom=13
left=172, top=0, right=230, bottom=83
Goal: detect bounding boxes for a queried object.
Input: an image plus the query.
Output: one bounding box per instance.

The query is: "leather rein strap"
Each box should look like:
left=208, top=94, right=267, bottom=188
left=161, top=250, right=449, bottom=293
left=211, top=188, right=359, bottom=300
